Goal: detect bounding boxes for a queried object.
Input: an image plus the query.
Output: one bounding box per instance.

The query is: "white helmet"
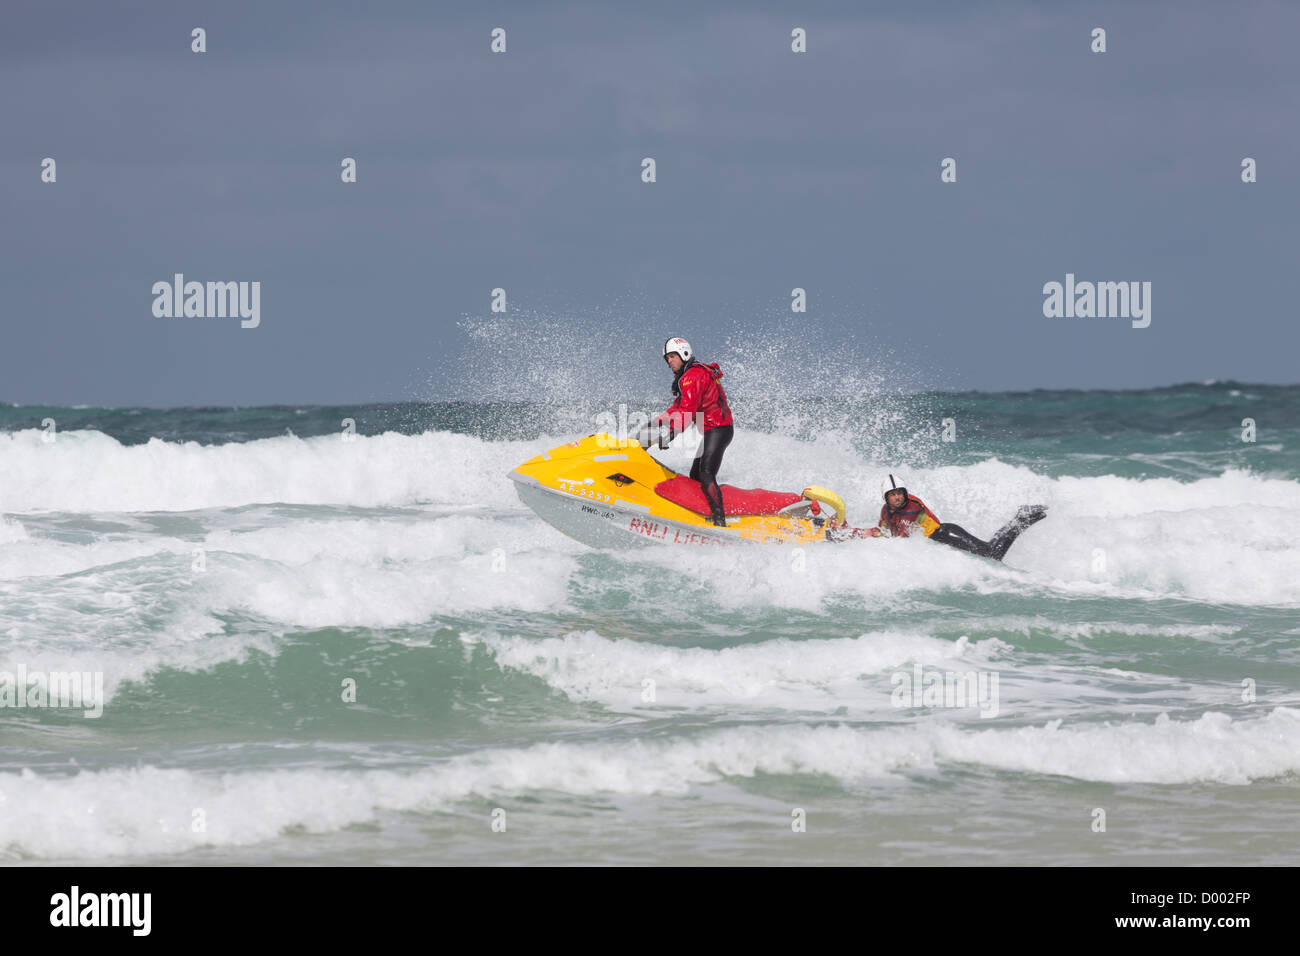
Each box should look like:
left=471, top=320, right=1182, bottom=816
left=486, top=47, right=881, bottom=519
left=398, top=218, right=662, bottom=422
left=881, top=474, right=908, bottom=500
left=663, top=336, right=693, bottom=364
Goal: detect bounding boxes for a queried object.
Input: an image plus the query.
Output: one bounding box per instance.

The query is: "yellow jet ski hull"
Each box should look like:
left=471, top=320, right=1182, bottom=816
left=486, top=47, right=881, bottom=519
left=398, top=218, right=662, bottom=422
left=508, top=433, right=843, bottom=548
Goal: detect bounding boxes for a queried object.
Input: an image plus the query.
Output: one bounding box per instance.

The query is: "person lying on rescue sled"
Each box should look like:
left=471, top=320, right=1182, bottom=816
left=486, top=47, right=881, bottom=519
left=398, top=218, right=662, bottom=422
left=635, top=337, right=734, bottom=527
left=830, top=474, right=1047, bottom=562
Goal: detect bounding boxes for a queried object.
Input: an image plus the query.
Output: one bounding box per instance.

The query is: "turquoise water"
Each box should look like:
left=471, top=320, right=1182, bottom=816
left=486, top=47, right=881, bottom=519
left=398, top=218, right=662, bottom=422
left=1, top=383, right=1298, bottom=864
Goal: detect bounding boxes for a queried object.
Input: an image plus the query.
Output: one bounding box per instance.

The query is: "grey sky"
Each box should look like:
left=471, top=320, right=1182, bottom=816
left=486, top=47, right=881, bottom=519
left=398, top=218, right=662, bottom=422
left=3, top=0, right=1297, bottom=406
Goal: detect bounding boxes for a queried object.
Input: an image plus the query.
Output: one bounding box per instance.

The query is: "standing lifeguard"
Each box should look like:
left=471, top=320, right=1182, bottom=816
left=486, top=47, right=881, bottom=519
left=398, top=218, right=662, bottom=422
left=650, top=337, right=734, bottom=527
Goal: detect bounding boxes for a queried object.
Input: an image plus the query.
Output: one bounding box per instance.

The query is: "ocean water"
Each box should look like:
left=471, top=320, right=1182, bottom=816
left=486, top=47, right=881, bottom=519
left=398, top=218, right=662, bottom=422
left=1, top=382, right=1298, bottom=865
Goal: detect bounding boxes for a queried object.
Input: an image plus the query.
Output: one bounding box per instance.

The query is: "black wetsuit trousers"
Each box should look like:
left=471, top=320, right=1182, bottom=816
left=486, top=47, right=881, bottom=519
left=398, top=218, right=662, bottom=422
left=930, top=507, right=1045, bottom=562
left=690, top=425, right=733, bottom=525
left=930, top=524, right=1001, bottom=560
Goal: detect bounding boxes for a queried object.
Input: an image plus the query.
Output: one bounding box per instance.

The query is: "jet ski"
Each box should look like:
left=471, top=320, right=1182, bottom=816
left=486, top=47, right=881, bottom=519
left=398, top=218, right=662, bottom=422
left=508, top=433, right=847, bottom=549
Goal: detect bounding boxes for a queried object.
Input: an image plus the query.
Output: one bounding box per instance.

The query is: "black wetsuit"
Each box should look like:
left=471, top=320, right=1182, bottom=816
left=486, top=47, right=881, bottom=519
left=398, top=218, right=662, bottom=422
left=691, top=425, right=733, bottom=526
left=930, top=506, right=1047, bottom=561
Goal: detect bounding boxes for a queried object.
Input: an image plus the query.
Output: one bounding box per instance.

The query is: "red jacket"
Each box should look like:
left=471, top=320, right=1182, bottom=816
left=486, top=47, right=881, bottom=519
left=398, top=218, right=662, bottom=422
left=873, top=494, right=941, bottom=538
left=656, top=362, right=733, bottom=434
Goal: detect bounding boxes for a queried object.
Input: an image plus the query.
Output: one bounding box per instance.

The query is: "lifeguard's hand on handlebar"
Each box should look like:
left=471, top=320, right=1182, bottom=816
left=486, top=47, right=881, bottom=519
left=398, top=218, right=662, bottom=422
left=634, top=423, right=674, bottom=450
